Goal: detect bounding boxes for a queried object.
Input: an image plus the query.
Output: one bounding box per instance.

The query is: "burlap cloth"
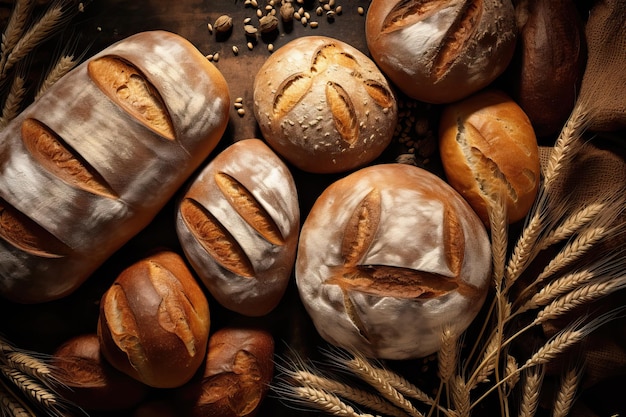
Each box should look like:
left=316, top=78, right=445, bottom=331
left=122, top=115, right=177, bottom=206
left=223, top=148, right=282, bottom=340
left=533, top=137, right=626, bottom=416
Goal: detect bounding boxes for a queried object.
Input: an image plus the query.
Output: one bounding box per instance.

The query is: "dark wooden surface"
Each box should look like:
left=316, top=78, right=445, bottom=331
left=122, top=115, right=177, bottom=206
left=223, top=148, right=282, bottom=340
left=1, top=1, right=624, bottom=417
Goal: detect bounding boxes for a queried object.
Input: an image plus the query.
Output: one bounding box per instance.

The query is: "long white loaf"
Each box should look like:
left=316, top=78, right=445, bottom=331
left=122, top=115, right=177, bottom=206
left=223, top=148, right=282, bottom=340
left=0, top=30, right=230, bottom=303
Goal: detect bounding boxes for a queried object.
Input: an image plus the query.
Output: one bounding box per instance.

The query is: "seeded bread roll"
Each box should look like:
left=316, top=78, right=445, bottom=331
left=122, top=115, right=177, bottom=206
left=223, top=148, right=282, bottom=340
left=296, top=164, right=491, bottom=359
left=176, top=139, right=300, bottom=316
left=365, top=0, right=517, bottom=104
left=439, top=89, right=541, bottom=226
left=176, top=327, right=274, bottom=417
left=253, top=36, right=397, bottom=174
left=97, top=250, right=210, bottom=389
left=0, top=30, right=230, bottom=304
left=52, top=333, right=149, bottom=411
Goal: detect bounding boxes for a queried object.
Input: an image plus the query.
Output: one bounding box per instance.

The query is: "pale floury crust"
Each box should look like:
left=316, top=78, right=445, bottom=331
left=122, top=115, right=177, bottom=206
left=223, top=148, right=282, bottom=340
left=296, top=163, right=492, bottom=359
left=253, top=35, right=398, bottom=174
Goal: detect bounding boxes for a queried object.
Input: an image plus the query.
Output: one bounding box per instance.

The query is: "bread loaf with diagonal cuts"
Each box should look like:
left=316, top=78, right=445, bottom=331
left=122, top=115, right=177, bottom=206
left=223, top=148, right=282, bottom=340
left=0, top=30, right=230, bottom=303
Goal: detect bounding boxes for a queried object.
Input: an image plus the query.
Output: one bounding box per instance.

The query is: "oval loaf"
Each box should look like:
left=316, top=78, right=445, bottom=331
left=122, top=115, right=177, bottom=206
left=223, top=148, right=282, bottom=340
left=0, top=30, right=230, bottom=303
left=176, top=139, right=300, bottom=317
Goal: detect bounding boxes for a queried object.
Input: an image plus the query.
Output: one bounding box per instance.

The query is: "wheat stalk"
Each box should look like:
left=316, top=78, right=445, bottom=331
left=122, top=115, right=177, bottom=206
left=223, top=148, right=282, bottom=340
left=551, top=366, right=581, bottom=417
left=517, top=367, right=544, bottom=417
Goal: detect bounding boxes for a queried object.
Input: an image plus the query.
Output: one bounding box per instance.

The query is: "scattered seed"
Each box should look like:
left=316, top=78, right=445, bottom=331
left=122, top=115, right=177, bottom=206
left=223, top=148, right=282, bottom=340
left=357, top=6, right=364, bottom=15
left=310, top=21, right=319, bottom=28
left=335, top=5, right=342, bottom=14
left=244, top=24, right=258, bottom=35
left=304, top=11, right=310, bottom=19
left=213, top=52, right=220, bottom=62
left=316, top=6, right=323, bottom=15
left=301, top=16, right=307, bottom=25
left=323, top=3, right=331, bottom=11
left=237, top=108, right=246, bottom=116
left=235, top=97, right=244, bottom=103
left=251, top=0, right=258, bottom=6
left=247, top=41, right=254, bottom=50
left=206, top=54, right=213, bottom=61
left=256, top=8, right=263, bottom=18
left=244, top=17, right=252, bottom=24
left=207, top=23, right=213, bottom=33
left=294, top=11, right=301, bottom=20
left=268, top=43, right=274, bottom=52
left=234, top=102, right=244, bottom=109
left=232, top=45, right=239, bottom=55
left=297, top=7, right=304, bottom=15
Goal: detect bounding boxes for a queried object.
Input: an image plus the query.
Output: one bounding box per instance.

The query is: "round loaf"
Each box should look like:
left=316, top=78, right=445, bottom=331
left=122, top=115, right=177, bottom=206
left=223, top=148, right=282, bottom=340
left=176, top=327, right=274, bottom=417
left=365, top=0, right=517, bottom=104
left=176, top=139, right=300, bottom=317
left=296, top=163, right=492, bottom=359
left=252, top=36, right=397, bottom=174
left=52, top=333, right=149, bottom=411
left=97, top=250, right=210, bottom=388
left=439, top=89, right=541, bottom=225
left=0, top=30, right=230, bottom=303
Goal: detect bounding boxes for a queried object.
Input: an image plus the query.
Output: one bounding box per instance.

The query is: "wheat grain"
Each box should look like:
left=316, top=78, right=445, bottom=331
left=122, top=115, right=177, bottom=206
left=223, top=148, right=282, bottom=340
left=551, top=366, right=580, bottom=417
left=533, top=276, right=626, bottom=325
left=35, top=54, right=78, bottom=99
left=518, top=367, right=544, bottom=417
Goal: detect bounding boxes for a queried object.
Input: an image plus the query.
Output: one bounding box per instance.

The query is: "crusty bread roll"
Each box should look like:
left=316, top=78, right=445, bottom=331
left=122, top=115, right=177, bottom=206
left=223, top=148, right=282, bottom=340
left=296, top=164, right=491, bottom=359
left=0, top=30, right=230, bottom=303
left=365, top=0, right=517, bottom=104
left=176, top=139, right=300, bottom=317
left=52, top=333, right=149, bottom=411
left=439, top=89, right=541, bottom=225
left=176, top=327, right=274, bottom=417
left=97, top=250, right=210, bottom=389
left=252, top=36, right=397, bottom=173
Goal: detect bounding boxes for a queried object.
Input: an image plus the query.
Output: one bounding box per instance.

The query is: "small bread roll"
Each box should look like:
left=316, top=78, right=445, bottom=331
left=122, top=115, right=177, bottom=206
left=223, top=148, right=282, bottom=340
left=176, top=327, right=274, bottom=417
left=52, top=333, right=149, bottom=411
left=296, top=164, right=491, bottom=359
left=176, top=139, right=299, bottom=317
left=439, top=89, right=541, bottom=225
left=97, top=250, right=210, bottom=388
left=365, top=0, right=517, bottom=104
left=253, top=36, right=397, bottom=173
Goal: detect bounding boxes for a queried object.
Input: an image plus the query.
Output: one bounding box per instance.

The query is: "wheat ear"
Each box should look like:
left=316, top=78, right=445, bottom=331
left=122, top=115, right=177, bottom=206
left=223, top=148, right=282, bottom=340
left=551, top=366, right=581, bottom=417
left=0, top=0, right=35, bottom=69
left=35, top=54, right=78, bottom=100
left=517, top=366, right=544, bottom=417
left=0, top=73, right=26, bottom=128
left=343, top=351, right=424, bottom=417
left=1, top=3, right=70, bottom=79
left=0, top=365, right=58, bottom=410
left=288, top=385, right=377, bottom=417
left=285, top=369, right=407, bottom=417
left=449, top=375, right=470, bottom=417
left=539, top=201, right=607, bottom=250
left=519, top=251, right=626, bottom=313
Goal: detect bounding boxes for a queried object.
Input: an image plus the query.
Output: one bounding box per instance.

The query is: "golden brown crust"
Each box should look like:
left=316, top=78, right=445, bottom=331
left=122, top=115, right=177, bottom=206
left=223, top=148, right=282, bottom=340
left=98, top=250, right=211, bottom=389
left=438, top=89, right=541, bottom=225
left=365, top=0, right=517, bottom=104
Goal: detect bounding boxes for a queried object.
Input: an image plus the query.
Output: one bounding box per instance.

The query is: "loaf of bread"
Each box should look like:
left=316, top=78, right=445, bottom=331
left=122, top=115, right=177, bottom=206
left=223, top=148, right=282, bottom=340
left=175, top=327, right=274, bottom=417
left=0, top=30, right=230, bottom=303
left=97, top=250, right=211, bottom=389
left=365, top=0, right=517, bottom=104
left=176, top=139, right=300, bottom=316
left=296, top=164, right=491, bottom=359
left=253, top=36, right=397, bottom=173
left=439, top=89, right=541, bottom=225
left=52, top=333, right=149, bottom=411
